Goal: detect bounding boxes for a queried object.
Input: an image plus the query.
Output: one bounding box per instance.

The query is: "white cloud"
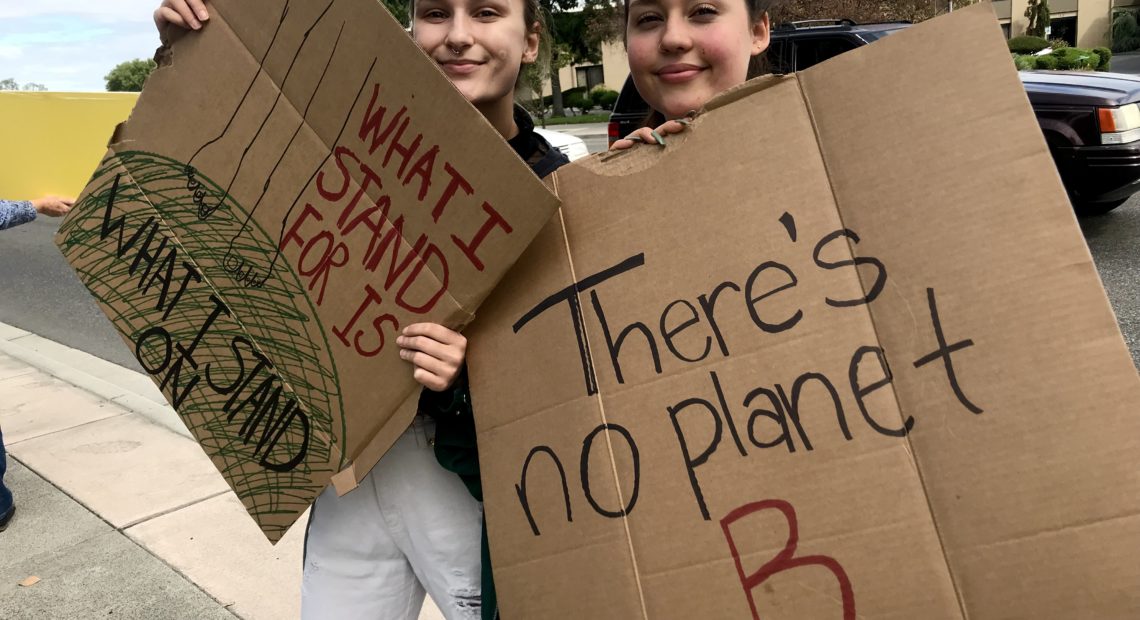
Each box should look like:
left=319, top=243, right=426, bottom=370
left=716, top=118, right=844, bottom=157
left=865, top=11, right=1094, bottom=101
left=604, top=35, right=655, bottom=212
left=0, top=0, right=157, bottom=22
left=0, top=44, right=22, bottom=60
left=0, top=2, right=162, bottom=91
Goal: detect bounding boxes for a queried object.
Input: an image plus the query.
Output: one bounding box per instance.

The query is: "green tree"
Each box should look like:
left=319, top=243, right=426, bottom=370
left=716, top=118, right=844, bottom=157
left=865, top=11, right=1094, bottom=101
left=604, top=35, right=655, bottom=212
left=1025, top=0, right=1051, bottom=38
left=380, top=0, right=410, bottom=27
left=0, top=78, right=47, bottom=91
left=105, top=58, right=157, bottom=92
left=545, top=3, right=609, bottom=116
left=776, top=0, right=980, bottom=23
left=543, top=0, right=579, bottom=117
left=585, top=0, right=623, bottom=43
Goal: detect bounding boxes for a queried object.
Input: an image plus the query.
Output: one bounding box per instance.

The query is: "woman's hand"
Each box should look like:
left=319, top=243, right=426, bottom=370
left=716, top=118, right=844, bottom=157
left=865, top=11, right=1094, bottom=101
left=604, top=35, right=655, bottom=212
left=154, top=0, right=210, bottom=34
left=609, top=119, right=689, bottom=151
left=31, top=196, right=74, bottom=217
left=397, top=323, right=468, bottom=392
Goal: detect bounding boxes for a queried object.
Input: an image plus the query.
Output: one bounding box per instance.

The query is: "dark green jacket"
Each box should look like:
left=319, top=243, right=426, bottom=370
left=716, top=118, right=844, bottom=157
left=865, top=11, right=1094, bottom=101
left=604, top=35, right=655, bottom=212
left=419, top=107, right=569, bottom=620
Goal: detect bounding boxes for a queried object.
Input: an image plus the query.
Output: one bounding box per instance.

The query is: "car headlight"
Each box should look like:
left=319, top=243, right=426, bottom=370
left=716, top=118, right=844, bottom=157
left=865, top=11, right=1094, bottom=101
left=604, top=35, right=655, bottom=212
left=1098, top=103, right=1140, bottom=145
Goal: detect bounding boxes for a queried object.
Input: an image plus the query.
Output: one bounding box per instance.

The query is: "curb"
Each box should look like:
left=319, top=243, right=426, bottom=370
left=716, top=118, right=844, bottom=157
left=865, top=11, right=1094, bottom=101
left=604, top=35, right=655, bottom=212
left=0, top=321, right=190, bottom=439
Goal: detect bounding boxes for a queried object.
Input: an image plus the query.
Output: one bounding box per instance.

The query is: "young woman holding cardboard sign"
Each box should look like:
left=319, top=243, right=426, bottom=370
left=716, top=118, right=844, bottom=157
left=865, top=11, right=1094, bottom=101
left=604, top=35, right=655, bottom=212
left=155, top=1, right=567, bottom=618
left=611, top=0, right=774, bottom=149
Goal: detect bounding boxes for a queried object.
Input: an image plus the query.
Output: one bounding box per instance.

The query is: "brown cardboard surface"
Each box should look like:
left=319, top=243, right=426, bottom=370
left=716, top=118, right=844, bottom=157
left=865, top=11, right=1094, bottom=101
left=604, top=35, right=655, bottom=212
left=468, top=4, right=1140, bottom=618
left=54, top=0, right=559, bottom=542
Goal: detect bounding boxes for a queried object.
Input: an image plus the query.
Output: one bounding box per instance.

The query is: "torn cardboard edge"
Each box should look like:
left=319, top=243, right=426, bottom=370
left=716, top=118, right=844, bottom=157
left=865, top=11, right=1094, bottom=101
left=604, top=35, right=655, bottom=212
left=588, top=73, right=792, bottom=177
left=329, top=389, right=421, bottom=495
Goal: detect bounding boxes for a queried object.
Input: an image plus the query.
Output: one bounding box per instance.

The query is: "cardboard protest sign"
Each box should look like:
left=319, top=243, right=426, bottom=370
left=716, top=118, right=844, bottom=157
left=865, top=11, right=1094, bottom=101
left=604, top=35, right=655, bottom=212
left=468, top=5, right=1140, bottom=618
left=54, top=0, right=559, bottom=542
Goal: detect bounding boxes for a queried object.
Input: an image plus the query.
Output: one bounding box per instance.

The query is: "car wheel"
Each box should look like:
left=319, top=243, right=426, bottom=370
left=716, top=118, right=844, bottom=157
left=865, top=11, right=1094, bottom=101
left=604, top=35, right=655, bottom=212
left=1072, top=197, right=1128, bottom=217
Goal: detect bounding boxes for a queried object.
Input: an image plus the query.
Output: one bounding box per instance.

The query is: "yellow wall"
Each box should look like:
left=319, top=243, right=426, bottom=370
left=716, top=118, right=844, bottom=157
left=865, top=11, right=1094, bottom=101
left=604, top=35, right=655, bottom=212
left=0, top=92, right=138, bottom=200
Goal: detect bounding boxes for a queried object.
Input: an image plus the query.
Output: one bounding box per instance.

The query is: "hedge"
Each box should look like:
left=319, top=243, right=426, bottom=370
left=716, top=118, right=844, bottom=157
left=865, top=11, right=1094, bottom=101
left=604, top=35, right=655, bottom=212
left=1013, top=46, right=1109, bottom=71
left=1008, top=35, right=1050, bottom=54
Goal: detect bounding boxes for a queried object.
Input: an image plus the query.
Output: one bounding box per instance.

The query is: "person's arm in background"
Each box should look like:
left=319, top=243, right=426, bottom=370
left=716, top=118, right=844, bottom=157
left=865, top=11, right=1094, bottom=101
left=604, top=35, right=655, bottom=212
left=0, top=197, right=74, bottom=231
left=0, top=200, right=37, bottom=231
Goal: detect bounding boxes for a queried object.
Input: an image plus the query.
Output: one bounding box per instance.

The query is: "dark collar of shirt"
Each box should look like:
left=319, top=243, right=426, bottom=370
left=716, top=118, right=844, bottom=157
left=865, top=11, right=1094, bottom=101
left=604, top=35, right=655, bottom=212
left=507, top=104, right=569, bottom=179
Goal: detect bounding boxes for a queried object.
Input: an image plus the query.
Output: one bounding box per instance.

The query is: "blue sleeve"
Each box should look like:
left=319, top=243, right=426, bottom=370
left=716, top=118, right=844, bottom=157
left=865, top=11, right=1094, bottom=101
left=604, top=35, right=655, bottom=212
left=0, top=200, right=36, bottom=231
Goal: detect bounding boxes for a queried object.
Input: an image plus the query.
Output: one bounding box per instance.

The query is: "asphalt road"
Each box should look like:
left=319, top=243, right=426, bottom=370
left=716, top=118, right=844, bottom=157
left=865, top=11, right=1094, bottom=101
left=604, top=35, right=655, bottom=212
left=0, top=215, right=144, bottom=371
left=543, top=121, right=609, bottom=154
left=584, top=135, right=609, bottom=154
left=1, top=197, right=1137, bottom=372
left=1110, top=52, right=1140, bottom=75
left=1079, top=200, right=1140, bottom=367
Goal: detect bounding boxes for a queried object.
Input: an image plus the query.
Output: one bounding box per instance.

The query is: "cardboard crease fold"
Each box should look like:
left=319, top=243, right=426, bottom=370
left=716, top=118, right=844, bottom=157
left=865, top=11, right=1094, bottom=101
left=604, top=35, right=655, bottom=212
left=551, top=193, right=651, bottom=619
left=795, top=73, right=971, bottom=620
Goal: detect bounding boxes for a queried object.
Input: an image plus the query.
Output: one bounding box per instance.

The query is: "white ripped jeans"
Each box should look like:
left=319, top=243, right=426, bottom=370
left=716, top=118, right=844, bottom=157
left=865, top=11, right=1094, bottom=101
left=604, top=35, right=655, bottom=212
left=301, top=416, right=484, bottom=620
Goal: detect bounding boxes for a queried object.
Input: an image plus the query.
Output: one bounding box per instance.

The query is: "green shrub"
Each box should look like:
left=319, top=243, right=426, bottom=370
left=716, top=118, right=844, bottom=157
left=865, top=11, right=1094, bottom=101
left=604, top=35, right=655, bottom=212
left=1112, top=11, right=1140, bottom=53
left=541, top=86, right=588, bottom=111
left=520, top=96, right=546, bottom=121
left=1008, top=35, right=1050, bottom=54
left=590, top=87, right=619, bottom=110
left=1054, top=55, right=1075, bottom=70
left=1016, top=48, right=1107, bottom=71
left=1094, top=46, right=1113, bottom=70
left=564, top=91, right=594, bottom=114
left=1052, top=47, right=1100, bottom=70
left=1048, top=38, right=1069, bottom=49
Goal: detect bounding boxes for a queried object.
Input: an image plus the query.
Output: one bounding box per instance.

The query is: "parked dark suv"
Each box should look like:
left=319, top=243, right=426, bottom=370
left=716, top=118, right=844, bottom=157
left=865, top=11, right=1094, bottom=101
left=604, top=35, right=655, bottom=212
left=1021, top=71, right=1140, bottom=215
left=609, top=18, right=1140, bottom=216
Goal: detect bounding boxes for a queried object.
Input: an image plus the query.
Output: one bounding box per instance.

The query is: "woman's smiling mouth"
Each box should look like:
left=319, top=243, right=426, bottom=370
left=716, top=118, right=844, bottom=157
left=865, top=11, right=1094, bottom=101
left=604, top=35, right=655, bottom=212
left=657, top=63, right=706, bottom=83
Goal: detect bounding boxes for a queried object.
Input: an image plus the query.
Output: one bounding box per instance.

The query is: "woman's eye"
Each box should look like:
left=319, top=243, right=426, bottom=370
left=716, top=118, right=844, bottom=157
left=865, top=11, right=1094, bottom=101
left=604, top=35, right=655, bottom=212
left=422, top=9, right=447, bottom=19
left=634, top=12, right=662, bottom=26
left=475, top=7, right=501, bottom=18
left=692, top=4, right=718, bottom=17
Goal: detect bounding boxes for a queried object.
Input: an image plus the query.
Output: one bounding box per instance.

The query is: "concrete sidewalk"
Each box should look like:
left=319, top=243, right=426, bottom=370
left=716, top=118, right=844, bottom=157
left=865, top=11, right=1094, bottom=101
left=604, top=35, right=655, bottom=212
left=0, top=322, right=443, bottom=619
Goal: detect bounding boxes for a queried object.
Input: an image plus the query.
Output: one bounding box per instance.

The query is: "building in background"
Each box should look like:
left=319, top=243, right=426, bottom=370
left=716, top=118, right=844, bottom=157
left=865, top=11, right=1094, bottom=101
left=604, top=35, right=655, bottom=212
left=538, top=40, right=630, bottom=99
left=992, top=0, right=1118, bottom=47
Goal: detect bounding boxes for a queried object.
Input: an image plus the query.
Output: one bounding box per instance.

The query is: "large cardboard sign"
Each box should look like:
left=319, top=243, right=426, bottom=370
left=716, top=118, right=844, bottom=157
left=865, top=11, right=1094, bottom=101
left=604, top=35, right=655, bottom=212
left=468, top=6, right=1140, bottom=618
left=54, top=0, right=559, bottom=542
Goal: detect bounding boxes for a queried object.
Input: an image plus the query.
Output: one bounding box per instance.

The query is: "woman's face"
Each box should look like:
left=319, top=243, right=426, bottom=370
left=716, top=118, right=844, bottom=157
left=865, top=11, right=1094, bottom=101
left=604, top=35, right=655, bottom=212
left=413, top=0, right=538, bottom=109
left=626, top=0, right=768, bottom=118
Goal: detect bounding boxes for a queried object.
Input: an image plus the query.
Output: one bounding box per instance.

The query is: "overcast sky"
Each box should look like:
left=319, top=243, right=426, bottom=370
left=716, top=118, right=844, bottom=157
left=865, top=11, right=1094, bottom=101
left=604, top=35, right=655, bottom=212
left=0, top=0, right=163, bottom=92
